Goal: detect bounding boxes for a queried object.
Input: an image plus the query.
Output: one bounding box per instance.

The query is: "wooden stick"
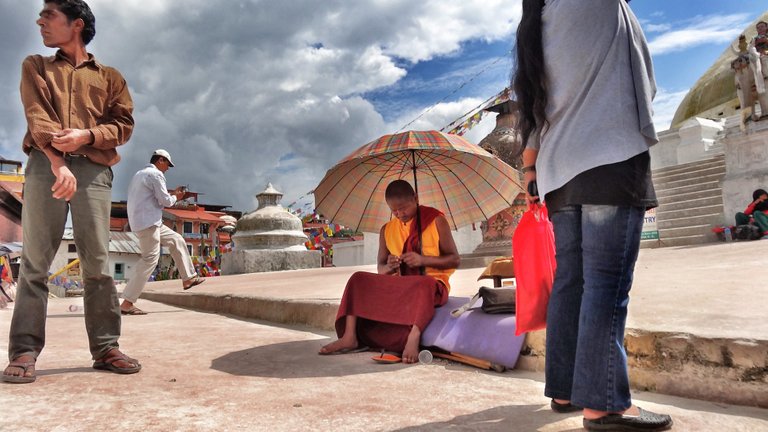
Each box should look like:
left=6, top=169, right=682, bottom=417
left=432, top=351, right=492, bottom=370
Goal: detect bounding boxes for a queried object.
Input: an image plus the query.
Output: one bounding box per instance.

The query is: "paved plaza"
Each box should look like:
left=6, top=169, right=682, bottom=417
left=1, top=240, right=767, bottom=431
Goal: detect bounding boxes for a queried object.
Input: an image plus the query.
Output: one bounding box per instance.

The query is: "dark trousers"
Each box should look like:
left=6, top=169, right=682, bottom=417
left=9, top=150, right=120, bottom=361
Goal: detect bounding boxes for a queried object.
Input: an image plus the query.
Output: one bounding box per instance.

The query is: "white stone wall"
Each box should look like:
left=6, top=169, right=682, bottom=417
left=651, top=117, right=725, bottom=170
left=51, top=240, right=142, bottom=281
left=721, top=120, right=768, bottom=224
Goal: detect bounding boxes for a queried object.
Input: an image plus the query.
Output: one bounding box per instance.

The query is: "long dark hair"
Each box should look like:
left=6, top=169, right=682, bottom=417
left=512, top=0, right=547, bottom=149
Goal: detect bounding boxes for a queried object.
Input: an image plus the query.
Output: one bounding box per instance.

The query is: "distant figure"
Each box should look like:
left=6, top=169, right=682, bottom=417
left=752, top=21, right=768, bottom=55
left=3, top=0, right=140, bottom=384
left=513, top=0, right=672, bottom=430
left=735, top=188, right=768, bottom=237
left=121, top=149, right=204, bottom=315
left=319, top=180, right=460, bottom=363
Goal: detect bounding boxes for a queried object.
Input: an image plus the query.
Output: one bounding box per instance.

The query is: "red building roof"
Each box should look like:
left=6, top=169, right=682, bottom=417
left=164, top=207, right=224, bottom=224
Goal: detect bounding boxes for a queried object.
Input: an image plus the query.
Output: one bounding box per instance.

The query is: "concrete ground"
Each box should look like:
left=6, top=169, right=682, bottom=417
left=1, top=298, right=767, bottom=432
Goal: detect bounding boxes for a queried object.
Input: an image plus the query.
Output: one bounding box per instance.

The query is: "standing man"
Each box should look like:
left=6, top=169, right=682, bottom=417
left=120, top=149, right=204, bottom=316
left=3, top=0, right=140, bottom=384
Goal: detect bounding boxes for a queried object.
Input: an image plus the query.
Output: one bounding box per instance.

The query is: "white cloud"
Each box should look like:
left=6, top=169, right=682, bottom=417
left=647, top=14, right=751, bottom=55
left=0, top=0, right=521, bottom=211
left=652, top=88, right=689, bottom=132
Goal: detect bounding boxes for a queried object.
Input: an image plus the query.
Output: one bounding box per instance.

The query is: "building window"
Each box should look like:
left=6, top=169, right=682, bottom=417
left=187, top=244, right=193, bottom=255
left=200, top=223, right=210, bottom=234
left=68, top=244, right=77, bottom=253
left=183, top=222, right=193, bottom=234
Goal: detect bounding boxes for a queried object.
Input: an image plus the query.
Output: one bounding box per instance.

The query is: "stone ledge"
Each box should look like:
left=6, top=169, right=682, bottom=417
left=519, top=328, right=768, bottom=408
left=142, top=291, right=768, bottom=409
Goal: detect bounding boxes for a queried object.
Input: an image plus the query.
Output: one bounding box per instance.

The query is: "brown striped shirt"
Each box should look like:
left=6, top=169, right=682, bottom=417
left=20, top=50, right=134, bottom=167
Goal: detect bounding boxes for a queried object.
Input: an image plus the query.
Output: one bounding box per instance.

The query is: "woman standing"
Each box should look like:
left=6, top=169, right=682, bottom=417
left=513, top=0, right=673, bottom=430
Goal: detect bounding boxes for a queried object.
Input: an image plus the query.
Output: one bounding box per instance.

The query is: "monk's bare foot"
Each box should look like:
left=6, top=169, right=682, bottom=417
left=402, top=326, right=421, bottom=364
left=2, top=354, right=36, bottom=383
left=319, top=338, right=359, bottom=355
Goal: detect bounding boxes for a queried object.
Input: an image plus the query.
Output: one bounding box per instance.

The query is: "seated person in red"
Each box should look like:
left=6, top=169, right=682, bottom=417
left=735, top=188, right=768, bottom=237
left=319, top=179, right=460, bottom=363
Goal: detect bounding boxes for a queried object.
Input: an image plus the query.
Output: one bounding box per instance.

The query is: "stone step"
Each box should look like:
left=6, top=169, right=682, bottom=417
left=653, top=165, right=726, bottom=185
left=658, top=223, right=717, bottom=239
left=656, top=204, right=724, bottom=223
left=655, top=172, right=726, bottom=191
left=655, top=180, right=722, bottom=199
left=652, top=155, right=725, bottom=177
left=656, top=195, right=723, bottom=213
left=651, top=234, right=714, bottom=247
left=656, top=188, right=723, bottom=206
left=656, top=212, right=724, bottom=230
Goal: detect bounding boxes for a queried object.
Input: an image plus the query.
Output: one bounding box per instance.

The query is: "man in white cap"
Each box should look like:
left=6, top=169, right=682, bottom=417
left=121, top=149, right=204, bottom=315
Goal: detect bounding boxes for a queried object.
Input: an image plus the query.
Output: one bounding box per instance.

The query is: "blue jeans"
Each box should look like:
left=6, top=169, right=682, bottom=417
left=544, top=204, right=645, bottom=412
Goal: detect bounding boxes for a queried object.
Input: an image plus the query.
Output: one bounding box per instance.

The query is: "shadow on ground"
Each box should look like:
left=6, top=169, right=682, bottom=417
left=211, top=339, right=414, bottom=378
left=393, top=404, right=581, bottom=432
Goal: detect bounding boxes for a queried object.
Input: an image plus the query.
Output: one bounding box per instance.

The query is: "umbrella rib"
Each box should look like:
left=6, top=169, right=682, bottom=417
left=319, top=156, right=386, bottom=230
left=353, top=152, right=414, bottom=232
left=417, top=151, right=460, bottom=230
left=437, top=152, right=523, bottom=221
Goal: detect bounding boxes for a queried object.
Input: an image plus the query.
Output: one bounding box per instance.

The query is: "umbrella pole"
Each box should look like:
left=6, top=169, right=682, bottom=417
left=411, top=150, right=425, bottom=276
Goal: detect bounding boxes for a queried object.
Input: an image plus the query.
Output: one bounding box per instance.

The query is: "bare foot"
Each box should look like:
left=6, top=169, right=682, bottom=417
left=2, top=354, right=36, bottom=382
left=319, top=337, right=359, bottom=355
left=583, top=405, right=639, bottom=420
left=402, top=326, right=421, bottom=363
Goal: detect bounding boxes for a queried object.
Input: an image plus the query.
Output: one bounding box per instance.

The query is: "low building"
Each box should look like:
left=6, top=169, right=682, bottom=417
left=51, top=229, right=142, bottom=281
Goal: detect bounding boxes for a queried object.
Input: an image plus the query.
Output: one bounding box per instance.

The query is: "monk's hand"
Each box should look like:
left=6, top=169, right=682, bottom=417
left=387, top=255, right=401, bottom=274
left=51, top=129, right=91, bottom=153
left=400, top=252, right=424, bottom=268
left=50, top=161, right=77, bottom=200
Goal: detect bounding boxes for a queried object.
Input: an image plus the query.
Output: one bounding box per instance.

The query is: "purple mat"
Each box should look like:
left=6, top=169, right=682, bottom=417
left=422, top=296, right=526, bottom=369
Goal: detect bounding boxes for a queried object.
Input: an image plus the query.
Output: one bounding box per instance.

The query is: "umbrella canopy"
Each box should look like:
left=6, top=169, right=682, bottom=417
left=314, top=130, right=523, bottom=232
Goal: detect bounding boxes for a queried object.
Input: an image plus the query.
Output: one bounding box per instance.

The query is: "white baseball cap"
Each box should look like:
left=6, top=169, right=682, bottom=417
left=152, top=149, right=175, bottom=167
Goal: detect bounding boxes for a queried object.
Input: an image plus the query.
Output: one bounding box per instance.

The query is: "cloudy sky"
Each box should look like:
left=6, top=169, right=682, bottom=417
left=0, top=0, right=765, bottom=214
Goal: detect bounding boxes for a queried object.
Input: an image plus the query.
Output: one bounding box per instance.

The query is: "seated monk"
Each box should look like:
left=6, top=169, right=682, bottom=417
left=319, top=179, right=460, bottom=363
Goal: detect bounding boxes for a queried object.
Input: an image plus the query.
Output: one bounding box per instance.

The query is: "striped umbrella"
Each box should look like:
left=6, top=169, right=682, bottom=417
left=314, top=130, right=523, bottom=233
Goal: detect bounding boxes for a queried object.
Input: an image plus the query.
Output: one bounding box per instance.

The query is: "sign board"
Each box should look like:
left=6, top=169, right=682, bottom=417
left=641, top=207, right=659, bottom=240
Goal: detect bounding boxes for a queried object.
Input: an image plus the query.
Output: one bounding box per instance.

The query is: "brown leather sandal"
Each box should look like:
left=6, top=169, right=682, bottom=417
left=93, top=350, right=141, bottom=375
left=183, top=276, right=205, bottom=290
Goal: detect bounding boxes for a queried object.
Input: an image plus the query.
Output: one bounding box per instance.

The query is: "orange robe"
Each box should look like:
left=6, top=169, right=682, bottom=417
left=334, top=206, right=452, bottom=352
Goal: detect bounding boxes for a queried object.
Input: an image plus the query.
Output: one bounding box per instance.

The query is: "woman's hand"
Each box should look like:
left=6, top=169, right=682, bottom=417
left=524, top=170, right=539, bottom=204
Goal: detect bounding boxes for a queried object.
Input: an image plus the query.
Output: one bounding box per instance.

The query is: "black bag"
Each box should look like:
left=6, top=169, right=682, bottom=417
left=734, top=224, right=762, bottom=240
left=451, top=286, right=516, bottom=317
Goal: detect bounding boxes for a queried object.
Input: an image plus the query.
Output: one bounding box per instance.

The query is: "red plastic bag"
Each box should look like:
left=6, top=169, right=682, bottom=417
left=512, top=203, right=556, bottom=335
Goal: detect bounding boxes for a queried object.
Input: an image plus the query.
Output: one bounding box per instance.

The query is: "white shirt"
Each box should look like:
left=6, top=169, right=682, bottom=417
left=127, top=164, right=177, bottom=232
